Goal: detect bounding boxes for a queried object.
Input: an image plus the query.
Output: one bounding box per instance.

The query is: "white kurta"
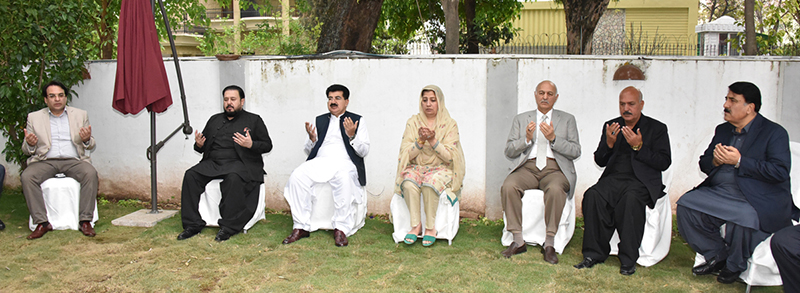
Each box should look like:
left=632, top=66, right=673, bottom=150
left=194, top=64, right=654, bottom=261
left=284, top=115, right=369, bottom=235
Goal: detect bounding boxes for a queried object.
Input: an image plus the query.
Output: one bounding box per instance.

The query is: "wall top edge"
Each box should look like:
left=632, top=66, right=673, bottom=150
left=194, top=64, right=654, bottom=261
left=86, top=55, right=800, bottom=64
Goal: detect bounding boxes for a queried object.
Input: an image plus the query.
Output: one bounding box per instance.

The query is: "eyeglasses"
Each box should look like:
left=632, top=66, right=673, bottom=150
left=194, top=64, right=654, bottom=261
left=47, top=93, right=66, bottom=98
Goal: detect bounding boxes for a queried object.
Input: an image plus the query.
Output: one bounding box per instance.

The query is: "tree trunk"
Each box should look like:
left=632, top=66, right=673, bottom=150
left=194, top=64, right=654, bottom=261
left=744, top=0, right=757, bottom=55
left=561, top=0, right=611, bottom=54
left=99, top=0, right=114, bottom=59
left=315, top=0, right=385, bottom=53
left=442, top=0, right=459, bottom=54
left=464, top=0, right=478, bottom=54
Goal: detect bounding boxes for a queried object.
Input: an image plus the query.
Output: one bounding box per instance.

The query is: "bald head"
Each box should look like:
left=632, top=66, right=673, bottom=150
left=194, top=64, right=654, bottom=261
left=535, top=80, right=559, bottom=113
left=619, top=86, right=644, bottom=126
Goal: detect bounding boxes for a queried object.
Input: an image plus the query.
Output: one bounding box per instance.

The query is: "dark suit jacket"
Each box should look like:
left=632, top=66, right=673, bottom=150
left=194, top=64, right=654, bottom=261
left=697, top=113, right=793, bottom=233
left=194, top=111, right=272, bottom=183
left=594, top=114, right=671, bottom=207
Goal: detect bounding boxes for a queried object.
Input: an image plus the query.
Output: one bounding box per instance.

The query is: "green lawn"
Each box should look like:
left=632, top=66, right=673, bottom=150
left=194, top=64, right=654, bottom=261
left=0, top=187, right=784, bottom=292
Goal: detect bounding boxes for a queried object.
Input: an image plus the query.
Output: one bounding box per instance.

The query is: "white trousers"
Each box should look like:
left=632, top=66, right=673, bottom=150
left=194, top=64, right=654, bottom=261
left=284, top=157, right=362, bottom=235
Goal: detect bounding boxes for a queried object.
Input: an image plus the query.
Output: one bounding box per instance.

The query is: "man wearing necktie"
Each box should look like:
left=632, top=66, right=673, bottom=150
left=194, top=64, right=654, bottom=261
left=500, top=80, right=581, bottom=264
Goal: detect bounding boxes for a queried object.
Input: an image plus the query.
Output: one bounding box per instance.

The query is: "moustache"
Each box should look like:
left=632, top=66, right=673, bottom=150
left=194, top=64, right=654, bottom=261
left=724, top=108, right=731, bottom=113
left=330, top=103, right=338, bottom=107
left=539, top=100, right=550, bottom=104
left=623, top=111, right=632, bottom=115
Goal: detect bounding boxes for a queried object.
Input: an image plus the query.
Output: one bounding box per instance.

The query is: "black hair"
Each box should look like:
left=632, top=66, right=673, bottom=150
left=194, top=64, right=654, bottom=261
left=326, top=84, right=350, bottom=99
left=42, top=80, right=69, bottom=97
left=729, top=81, right=761, bottom=112
left=222, top=85, right=245, bottom=100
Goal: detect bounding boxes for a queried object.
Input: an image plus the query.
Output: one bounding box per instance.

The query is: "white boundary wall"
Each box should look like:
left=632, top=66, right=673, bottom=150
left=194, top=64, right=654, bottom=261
left=1, top=55, right=797, bottom=219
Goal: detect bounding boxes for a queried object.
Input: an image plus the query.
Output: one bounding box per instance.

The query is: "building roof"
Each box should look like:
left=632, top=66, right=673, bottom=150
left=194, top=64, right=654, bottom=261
left=695, top=16, right=744, bottom=33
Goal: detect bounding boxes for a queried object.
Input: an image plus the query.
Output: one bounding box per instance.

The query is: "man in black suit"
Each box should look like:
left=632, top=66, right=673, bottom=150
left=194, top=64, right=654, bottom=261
left=574, top=86, right=671, bottom=276
left=678, top=81, right=794, bottom=284
left=771, top=225, right=800, bottom=292
left=177, top=85, right=273, bottom=242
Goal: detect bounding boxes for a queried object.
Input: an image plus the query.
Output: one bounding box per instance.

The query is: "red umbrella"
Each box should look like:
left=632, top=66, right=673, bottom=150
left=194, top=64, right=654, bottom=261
left=113, top=0, right=172, bottom=114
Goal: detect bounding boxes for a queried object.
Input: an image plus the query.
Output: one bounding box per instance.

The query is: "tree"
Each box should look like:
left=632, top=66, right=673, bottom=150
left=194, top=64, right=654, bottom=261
left=377, top=0, right=522, bottom=54
left=312, top=0, right=385, bottom=53
left=442, top=0, right=459, bottom=54
left=701, top=0, right=743, bottom=22
left=0, top=1, right=96, bottom=167
left=556, top=0, right=612, bottom=54
left=744, top=0, right=757, bottom=55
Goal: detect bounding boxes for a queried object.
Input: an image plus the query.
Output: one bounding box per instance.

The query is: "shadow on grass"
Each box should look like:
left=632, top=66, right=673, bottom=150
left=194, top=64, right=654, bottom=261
left=0, top=187, right=783, bottom=292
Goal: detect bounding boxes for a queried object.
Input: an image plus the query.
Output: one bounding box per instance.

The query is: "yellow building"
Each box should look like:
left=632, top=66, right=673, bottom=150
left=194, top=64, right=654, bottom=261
left=509, top=0, right=699, bottom=55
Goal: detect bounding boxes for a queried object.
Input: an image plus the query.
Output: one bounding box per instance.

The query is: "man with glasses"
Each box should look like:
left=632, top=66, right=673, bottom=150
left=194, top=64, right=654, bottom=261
left=21, top=80, right=99, bottom=240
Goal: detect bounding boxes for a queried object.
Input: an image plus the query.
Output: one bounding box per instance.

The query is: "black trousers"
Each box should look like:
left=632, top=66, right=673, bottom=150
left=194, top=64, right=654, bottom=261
left=771, top=225, right=800, bottom=293
left=180, top=168, right=259, bottom=233
left=581, top=175, right=651, bottom=267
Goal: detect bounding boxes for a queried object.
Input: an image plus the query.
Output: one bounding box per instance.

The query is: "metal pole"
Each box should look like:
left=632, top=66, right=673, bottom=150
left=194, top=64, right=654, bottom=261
left=149, top=111, right=159, bottom=213
left=157, top=0, right=191, bottom=131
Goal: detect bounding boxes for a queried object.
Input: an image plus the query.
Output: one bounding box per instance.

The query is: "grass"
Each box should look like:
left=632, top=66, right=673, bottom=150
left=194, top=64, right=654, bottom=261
left=0, top=187, right=784, bottom=292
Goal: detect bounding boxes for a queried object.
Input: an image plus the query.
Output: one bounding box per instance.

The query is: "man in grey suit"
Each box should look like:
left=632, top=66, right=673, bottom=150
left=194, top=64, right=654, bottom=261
left=500, top=80, right=581, bottom=263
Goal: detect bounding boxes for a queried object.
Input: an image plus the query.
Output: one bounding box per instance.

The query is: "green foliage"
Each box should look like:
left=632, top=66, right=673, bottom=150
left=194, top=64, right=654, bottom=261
left=376, top=0, right=523, bottom=53
left=199, top=2, right=319, bottom=56
left=0, top=0, right=95, bottom=168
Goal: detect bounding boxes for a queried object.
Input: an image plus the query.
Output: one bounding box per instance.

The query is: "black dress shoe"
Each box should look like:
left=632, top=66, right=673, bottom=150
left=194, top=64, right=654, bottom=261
left=574, top=257, right=604, bottom=269
left=215, top=229, right=234, bottom=242
left=333, top=229, right=348, bottom=247
left=692, top=256, right=727, bottom=276
left=283, top=229, right=310, bottom=244
left=501, top=242, right=528, bottom=258
left=542, top=246, right=559, bottom=264
left=717, top=267, right=741, bottom=284
left=177, top=227, right=203, bottom=240
left=0, top=219, right=5, bottom=230
left=620, top=264, right=636, bottom=276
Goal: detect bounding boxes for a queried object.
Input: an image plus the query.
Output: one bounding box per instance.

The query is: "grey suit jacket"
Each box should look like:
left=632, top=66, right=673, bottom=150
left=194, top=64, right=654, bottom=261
left=504, top=109, right=581, bottom=199
left=23, top=106, right=96, bottom=165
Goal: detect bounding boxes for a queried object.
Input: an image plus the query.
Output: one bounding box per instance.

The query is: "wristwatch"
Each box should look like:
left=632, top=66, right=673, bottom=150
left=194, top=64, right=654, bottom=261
left=631, top=143, right=642, bottom=151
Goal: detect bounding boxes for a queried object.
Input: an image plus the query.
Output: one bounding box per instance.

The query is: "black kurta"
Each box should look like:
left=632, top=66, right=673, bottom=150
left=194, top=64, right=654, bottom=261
left=181, top=110, right=272, bottom=233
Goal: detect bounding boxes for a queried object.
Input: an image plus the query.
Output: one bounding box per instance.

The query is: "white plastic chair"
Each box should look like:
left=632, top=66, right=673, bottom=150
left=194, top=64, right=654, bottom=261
left=199, top=179, right=266, bottom=233
left=391, top=192, right=460, bottom=245
left=693, top=141, right=800, bottom=291
left=28, top=176, right=99, bottom=231
left=308, top=183, right=368, bottom=237
left=500, top=189, right=575, bottom=254
left=609, top=168, right=674, bottom=267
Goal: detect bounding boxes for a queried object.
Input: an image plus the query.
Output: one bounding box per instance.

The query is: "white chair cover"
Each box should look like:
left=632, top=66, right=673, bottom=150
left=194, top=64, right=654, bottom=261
left=692, top=141, right=800, bottom=289
left=28, top=177, right=99, bottom=231
left=500, top=189, right=575, bottom=254
left=609, top=168, right=673, bottom=267
left=199, top=179, right=266, bottom=233
left=308, top=183, right=368, bottom=237
left=390, top=192, right=460, bottom=245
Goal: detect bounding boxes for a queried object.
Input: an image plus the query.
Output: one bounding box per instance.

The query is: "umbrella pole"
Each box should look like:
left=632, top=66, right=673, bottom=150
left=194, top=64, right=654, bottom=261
left=149, top=111, right=159, bottom=214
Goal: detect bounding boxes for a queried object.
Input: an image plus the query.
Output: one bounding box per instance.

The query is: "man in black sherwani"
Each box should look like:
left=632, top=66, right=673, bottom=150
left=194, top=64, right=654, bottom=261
left=177, top=85, right=272, bottom=242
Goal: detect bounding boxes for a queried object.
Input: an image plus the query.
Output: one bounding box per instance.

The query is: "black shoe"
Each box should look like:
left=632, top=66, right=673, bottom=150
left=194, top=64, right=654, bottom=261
left=692, top=256, right=727, bottom=276
left=177, top=227, right=203, bottom=240
left=0, top=219, right=5, bottom=231
left=574, top=257, right=604, bottom=269
left=717, top=267, right=741, bottom=284
left=620, top=264, right=636, bottom=276
left=214, top=229, right=234, bottom=242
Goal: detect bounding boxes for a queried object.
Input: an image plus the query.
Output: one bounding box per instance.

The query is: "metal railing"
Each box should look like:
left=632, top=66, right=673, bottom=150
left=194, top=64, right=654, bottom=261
left=483, top=33, right=699, bottom=56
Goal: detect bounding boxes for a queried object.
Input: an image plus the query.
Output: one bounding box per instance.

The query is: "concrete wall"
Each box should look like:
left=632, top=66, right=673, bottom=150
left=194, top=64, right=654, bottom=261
left=1, top=55, right=798, bottom=220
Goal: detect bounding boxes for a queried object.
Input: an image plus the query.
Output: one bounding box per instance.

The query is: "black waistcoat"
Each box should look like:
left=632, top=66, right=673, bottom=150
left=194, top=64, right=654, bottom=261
left=307, top=111, right=366, bottom=186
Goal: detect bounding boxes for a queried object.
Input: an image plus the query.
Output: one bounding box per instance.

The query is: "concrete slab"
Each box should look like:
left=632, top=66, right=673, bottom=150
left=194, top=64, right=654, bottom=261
left=111, top=209, right=179, bottom=227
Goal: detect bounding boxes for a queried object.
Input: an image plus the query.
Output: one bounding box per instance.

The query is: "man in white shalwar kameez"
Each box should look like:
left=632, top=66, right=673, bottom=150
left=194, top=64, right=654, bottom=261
left=283, top=84, right=370, bottom=247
